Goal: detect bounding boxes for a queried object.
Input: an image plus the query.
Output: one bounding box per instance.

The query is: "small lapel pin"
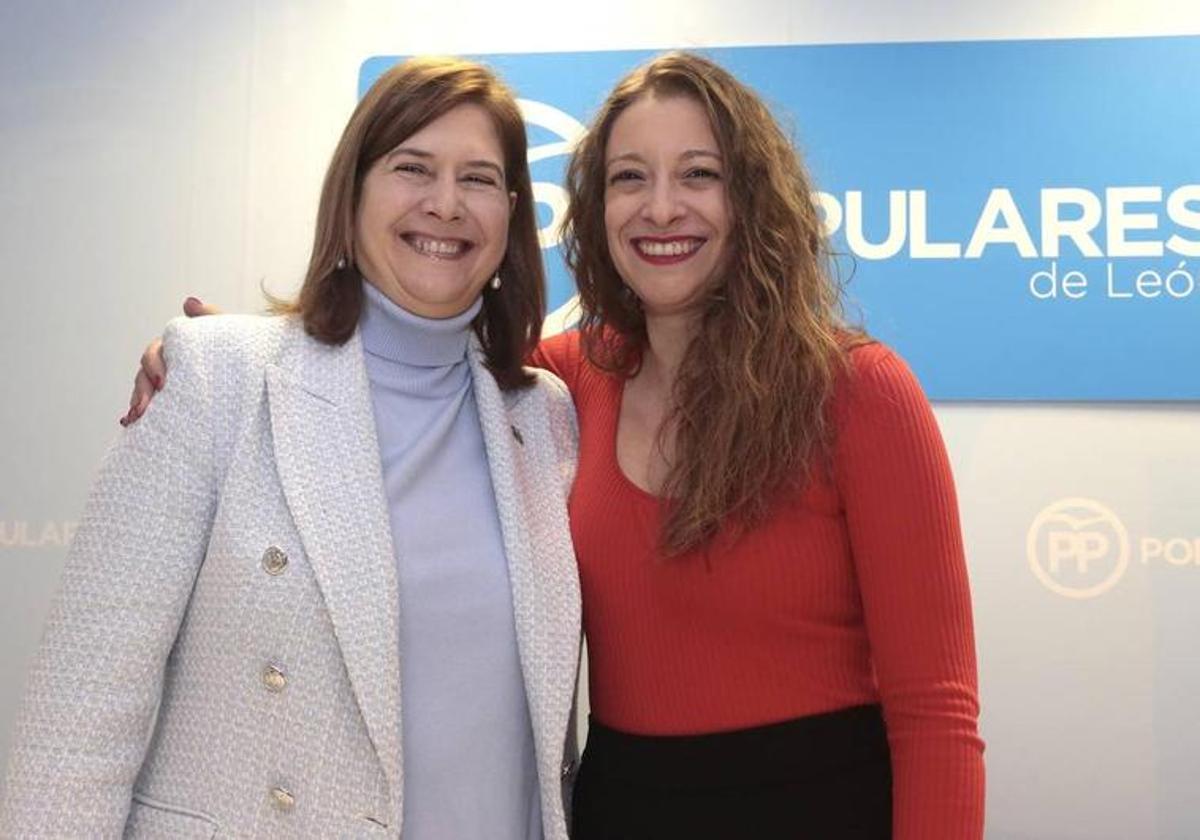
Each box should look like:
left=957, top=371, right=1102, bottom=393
left=510, top=425, right=524, bottom=446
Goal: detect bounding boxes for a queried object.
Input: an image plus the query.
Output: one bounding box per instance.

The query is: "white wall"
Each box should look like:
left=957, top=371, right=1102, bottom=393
left=2, top=2, right=1198, bottom=837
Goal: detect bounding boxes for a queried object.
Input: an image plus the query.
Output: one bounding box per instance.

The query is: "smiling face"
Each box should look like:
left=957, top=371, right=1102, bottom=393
left=354, top=103, right=514, bottom=319
left=603, top=93, right=731, bottom=318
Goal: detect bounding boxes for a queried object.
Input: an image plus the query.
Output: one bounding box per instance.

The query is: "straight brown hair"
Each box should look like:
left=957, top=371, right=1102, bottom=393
left=277, top=56, right=545, bottom=390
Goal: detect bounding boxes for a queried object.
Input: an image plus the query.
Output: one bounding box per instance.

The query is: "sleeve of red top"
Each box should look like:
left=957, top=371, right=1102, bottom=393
left=832, top=344, right=985, bottom=840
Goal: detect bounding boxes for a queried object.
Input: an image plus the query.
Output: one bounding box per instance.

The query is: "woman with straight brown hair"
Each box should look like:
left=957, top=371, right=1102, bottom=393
left=0, top=57, right=581, bottom=840
left=119, top=50, right=984, bottom=840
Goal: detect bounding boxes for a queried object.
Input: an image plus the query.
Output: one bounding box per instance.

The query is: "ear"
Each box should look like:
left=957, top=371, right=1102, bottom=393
left=509, top=190, right=517, bottom=214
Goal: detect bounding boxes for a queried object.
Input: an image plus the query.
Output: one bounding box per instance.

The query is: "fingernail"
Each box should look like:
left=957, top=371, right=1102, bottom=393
left=185, top=296, right=202, bottom=307
left=119, top=415, right=129, bottom=427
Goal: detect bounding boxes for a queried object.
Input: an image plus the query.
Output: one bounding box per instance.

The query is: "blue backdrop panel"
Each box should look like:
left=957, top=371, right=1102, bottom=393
left=361, top=37, right=1200, bottom=401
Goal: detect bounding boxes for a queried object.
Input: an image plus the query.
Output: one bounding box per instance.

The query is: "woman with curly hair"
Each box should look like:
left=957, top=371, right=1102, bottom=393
left=117, top=51, right=984, bottom=839
left=534, top=52, right=984, bottom=839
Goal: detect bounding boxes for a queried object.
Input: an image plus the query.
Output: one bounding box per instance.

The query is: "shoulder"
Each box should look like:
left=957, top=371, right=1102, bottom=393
left=829, top=340, right=941, bottom=445
left=530, top=330, right=583, bottom=389
left=163, top=313, right=291, bottom=361
left=836, top=341, right=927, bottom=408
left=162, top=314, right=297, bottom=374
left=511, top=367, right=578, bottom=443
left=161, top=314, right=301, bottom=404
left=503, top=367, right=579, bottom=487
left=826, top=341, right=956, bottom=498
left=535, top=329, right=581, bottom=360
left=842, top=339, right=910, bottom=384
left=527, top=366, right=573, bottom=412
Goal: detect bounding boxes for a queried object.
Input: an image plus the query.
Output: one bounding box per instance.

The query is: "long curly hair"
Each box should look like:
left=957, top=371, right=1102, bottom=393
left=562, top=51, right=860, bottom=553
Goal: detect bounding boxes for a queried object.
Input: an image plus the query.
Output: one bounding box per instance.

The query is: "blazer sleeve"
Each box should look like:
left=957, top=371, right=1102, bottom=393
left=0, top=318, right=219, bottom=838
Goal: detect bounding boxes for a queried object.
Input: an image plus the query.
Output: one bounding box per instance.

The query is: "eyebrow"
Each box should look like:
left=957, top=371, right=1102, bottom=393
left=605, top=149, right=723, bottom=169
left=387, top=146, right=506, bottom=180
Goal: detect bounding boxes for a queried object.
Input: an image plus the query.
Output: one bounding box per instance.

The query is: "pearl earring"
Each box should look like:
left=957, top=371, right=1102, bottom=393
left=490, top=272, right=502, bottom=290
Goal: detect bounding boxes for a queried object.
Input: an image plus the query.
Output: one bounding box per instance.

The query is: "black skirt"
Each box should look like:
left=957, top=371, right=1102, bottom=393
left=571, top=704, right=892, bottom=840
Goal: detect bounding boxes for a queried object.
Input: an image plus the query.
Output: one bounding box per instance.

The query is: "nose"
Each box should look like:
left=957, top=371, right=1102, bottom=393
left=422, top=173, right=463, bottom=221
left=641, top=179, right=683, bottom=228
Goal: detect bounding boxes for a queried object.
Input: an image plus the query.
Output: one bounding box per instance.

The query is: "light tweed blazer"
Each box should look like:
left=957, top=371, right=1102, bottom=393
left=0, top=314, right=582, bottom=839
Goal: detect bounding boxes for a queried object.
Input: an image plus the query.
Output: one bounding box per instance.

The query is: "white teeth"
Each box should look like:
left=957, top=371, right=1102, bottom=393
left=637, top=239, right=701, bottom=257
left=409, top=236, right=464, bottom=256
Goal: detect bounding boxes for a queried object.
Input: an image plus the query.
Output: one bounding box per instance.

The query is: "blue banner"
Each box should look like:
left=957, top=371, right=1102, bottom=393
left=361, top=37, right=1200, bottom=400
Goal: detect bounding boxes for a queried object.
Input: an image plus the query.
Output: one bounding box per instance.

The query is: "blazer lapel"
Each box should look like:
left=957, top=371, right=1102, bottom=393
left=265, top=324, right=404, bottom=829
left=468, top=340, right=581, bottom=824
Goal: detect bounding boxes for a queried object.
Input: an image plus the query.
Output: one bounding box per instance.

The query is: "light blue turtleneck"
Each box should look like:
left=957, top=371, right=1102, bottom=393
left=358, top=280, right=541, bottom=840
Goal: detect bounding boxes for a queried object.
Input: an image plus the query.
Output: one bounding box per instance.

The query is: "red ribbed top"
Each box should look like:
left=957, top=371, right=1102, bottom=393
left=532, top=332, right=985, bottom=840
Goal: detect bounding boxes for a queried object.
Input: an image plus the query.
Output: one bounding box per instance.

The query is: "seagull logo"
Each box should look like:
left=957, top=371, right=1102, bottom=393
left=518, top=98, right=586, bottom=336
left=1026, top=498, right=1130, bottom=599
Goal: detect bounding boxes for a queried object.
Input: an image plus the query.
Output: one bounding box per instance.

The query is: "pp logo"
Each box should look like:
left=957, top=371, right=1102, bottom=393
left=518, top=98, right=586, bottom=336
left=1026, top=498, right=1130, bottom=599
